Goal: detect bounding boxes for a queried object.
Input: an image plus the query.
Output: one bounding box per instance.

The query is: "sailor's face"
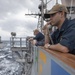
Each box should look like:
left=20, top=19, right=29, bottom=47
left=34, top=32, right=36, bottom=35
left=34, top=31, right=37, bottom=35
left=49, top=12, right=61, bottom=26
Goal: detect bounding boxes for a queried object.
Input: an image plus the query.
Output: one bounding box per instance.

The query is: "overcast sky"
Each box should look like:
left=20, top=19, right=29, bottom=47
left=0, top=0, right=61, bottom=40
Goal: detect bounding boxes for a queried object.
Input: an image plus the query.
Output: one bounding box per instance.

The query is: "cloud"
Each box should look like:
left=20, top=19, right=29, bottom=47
left=0, top=0, right=39, bottom=40
left=0, top=27, right=10, bottom=40
left=0, top=11, right=37, bottom=40
left=0, top=0, right=61, bottom=40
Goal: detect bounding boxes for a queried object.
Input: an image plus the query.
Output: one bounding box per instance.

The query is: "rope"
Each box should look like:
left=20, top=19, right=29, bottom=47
left=48, top=26, right=54, bottom=45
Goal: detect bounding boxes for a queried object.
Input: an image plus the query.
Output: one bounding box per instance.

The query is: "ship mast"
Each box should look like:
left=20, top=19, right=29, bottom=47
left=25, top=0, right=47, bottom=32
left=56, top=0, right=58, bottom=4
left=37, top=0, right=45, bottom=32
left=40, top=0, right=44, bottom=32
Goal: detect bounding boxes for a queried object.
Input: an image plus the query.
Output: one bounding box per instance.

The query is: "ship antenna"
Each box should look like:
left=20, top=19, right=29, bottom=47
left=69, top=0, right=73, bottom=19
left=56, top=0, right=58, bottom=4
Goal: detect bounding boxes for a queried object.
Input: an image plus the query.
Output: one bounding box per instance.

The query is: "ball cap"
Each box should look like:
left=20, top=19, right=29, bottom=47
left=44, top=4, right=68, bottom=18
left=48, top=4, right=68, bottom=14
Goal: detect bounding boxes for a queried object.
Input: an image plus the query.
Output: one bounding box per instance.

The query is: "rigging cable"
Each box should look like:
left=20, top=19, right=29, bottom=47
left=46, top=0, right=53, bottom=4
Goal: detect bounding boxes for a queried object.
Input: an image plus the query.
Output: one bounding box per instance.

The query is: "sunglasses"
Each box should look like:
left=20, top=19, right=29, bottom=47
left=44, top=12, right=58, bottom=19
left=49, top=13, right=57, bottom=17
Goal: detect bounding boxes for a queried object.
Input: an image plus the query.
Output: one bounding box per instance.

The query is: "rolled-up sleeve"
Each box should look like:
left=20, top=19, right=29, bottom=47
left=60, top=26, right=75, bottom=52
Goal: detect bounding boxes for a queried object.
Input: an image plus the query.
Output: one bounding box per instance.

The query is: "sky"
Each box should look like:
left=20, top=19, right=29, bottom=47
left=0, top=0, right=61, bottom=40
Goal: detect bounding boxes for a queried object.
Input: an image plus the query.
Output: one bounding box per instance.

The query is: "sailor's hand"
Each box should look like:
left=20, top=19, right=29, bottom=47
left=32, top=40, right=37, bottom=45
left=47, top=21, right=51, bottom=25
left=44, top=43, right=50, bottom=49
left=42, top=24, right=49, bottom=30
left=42, top=21, right=50, bottom=29
left=28, top=38, right=33, bottom=41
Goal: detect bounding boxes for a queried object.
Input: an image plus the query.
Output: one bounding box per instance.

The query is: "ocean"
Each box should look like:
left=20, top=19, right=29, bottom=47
left=0, top=41, right=24, bottom=75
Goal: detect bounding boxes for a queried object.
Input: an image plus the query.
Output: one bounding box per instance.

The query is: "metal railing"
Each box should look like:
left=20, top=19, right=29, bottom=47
left=10, top=36, right=33, bottom=75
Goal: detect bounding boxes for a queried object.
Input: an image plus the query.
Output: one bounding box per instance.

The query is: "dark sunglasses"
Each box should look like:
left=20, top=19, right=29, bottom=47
left=49, top=13, right=57, bottom=17
left=44, top=12, right=58, bottom=19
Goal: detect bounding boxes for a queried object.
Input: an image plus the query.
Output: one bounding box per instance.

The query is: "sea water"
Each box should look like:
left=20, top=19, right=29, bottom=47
left=0, top=41, right=23, bottom=75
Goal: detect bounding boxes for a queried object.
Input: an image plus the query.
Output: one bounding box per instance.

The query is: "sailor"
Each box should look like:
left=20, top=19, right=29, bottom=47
left=44, top=4, right=75, bottom=54
left=29, top=29, right=45, bottom=46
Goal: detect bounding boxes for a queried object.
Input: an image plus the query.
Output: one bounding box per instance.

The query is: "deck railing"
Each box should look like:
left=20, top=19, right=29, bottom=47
left=32, top=46, right=75, bottom=75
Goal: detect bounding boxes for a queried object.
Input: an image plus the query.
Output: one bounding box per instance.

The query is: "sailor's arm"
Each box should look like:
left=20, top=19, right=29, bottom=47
left=45, top=33, right=50, bottom=44
left=44, top=43, right=69, bottom=53
left=42, top=22, right=51, bottom=44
